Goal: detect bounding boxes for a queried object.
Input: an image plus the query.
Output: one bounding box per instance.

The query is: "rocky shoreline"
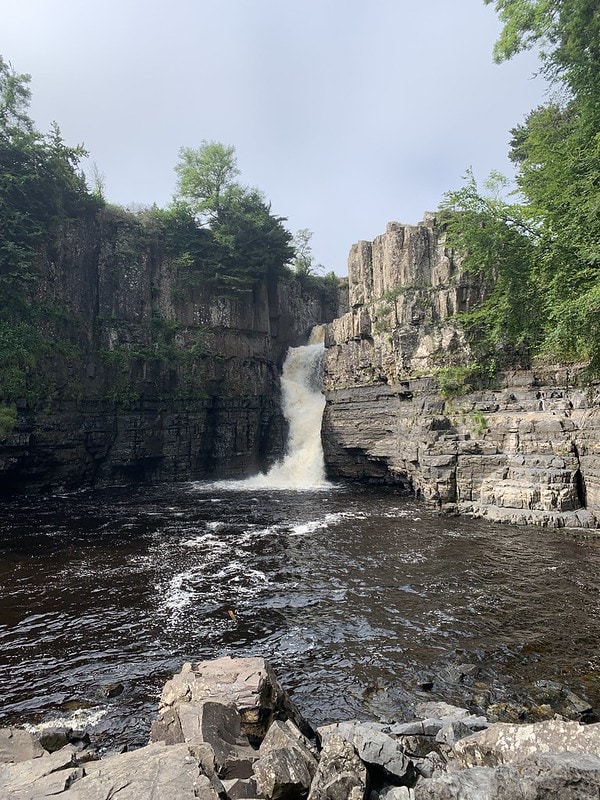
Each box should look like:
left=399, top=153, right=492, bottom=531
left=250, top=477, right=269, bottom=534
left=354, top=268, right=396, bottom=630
left=2, top=656, right=600, bottom=799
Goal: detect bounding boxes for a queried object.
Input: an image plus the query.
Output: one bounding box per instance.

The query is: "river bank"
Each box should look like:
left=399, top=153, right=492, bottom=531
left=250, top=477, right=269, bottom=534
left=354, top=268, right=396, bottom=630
left=2, top=656, right=600, bottom=799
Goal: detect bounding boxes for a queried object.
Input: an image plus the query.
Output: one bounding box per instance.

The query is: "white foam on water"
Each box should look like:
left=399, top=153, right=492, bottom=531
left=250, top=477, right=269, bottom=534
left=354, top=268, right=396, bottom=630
left=237, top=524, right=282, bottom=544
left=24, top=706, right=108, bottom=733
left=289, top=511, right=367, bottom=536
left=162, top=569, right=196, bottom=611
left=180, top=532, right=228, bottom=552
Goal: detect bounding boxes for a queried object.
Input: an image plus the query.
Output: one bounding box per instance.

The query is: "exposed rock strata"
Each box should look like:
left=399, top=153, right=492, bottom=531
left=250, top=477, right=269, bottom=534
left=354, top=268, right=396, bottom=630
left=0, top=213, right=338, bottom=493
left=323, top=216, right=600, bottom=527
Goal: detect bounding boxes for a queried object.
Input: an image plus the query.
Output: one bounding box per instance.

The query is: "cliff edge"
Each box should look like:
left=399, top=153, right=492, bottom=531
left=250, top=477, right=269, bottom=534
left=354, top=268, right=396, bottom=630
left=322, top=216, right=600, bottom=528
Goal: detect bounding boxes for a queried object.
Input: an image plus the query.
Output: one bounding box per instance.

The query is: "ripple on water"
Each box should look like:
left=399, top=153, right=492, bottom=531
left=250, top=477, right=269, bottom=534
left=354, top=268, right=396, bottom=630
left=0, top=484, right=600, bottom=750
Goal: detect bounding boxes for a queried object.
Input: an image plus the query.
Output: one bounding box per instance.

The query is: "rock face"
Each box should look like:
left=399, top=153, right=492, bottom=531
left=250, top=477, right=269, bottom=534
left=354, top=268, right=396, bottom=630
left=323, top=216, right=600, bottom=527
left=0, top=212, right=338, bottom=493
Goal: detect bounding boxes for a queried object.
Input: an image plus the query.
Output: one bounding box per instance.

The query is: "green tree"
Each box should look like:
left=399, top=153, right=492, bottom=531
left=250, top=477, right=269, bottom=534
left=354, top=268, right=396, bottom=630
left=0, top=56, right=33, bottom=133
left=441, top=170, right=543, bottom=367
left=485, top=0, right=600, bottom=101
left=443, top=2, right=600, bottom=372
left=0, top=57, right=96, bottom=307
left=174, top=141, right=240, bottom=225
left=0, top=55, right=99, bottom=409
left=173, top=141, right=294, bottom=291
left=291, top=228, right=321, bottom=277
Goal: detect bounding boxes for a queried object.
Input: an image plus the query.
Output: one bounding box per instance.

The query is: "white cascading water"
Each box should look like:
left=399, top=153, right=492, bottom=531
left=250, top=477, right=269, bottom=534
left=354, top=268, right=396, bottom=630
left=243, top=325, right=329, bottom=490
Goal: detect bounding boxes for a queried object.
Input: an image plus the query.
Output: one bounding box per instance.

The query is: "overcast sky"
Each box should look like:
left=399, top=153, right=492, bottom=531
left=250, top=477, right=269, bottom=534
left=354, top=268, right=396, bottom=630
left=3, top=0, right=547, bottom=274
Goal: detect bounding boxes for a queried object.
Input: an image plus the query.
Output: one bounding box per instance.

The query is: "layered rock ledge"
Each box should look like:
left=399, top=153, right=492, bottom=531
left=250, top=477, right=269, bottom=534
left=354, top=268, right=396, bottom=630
left=2, top=657, right=600, bottom=799
left=323, top=216, right=600, bottom=528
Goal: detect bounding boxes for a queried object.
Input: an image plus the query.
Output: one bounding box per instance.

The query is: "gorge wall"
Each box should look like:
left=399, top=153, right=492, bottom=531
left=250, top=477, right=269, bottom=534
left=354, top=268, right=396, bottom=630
left=0, top=209, right=339, bottom=493
left=322, top=216, right=600, bottom=528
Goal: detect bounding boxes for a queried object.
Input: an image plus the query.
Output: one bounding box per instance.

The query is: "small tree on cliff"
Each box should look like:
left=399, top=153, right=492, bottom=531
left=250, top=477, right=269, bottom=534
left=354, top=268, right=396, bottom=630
left=173, top=141, right=294, bottom=289
left=174, top=141, right=240, bottom=225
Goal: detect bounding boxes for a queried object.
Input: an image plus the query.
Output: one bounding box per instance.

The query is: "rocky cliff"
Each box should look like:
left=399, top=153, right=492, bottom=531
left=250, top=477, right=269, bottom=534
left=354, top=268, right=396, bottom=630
left=322, top=216, right=600, bottom=528
left=0, top=209, right=338, bottom=493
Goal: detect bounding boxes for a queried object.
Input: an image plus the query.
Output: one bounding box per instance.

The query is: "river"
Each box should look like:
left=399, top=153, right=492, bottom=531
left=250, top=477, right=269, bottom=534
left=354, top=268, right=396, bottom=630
left=1, top=483, right=600, bottom=751
left=1, top=339, right=600, bottom=752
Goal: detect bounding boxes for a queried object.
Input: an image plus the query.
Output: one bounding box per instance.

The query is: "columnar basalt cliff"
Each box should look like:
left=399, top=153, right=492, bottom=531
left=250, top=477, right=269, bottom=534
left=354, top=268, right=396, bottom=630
left=0, top=210, right=339, bottom=493
left=322, top=216, right=600, bottom=528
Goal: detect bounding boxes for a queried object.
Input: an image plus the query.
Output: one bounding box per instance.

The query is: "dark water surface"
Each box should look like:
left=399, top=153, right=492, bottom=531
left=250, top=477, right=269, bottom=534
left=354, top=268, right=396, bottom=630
left=1, top=483, right=600, bottom=750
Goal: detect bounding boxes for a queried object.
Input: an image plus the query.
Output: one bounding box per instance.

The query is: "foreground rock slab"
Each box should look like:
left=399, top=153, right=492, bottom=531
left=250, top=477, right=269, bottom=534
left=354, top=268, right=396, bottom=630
left=414, top=753, right=600, bottom=800
left=307, top=733, right=368, bottom=800
left=453, top=718, right=600, bottom=767
left=319, top=721, right=415, bottom=785
left=65, top=742, right=221, bottom=800
left=4, top=657, right=600, bottom=799
left=253, top=720, right=318, bottom=799
left=0, top=727, right=46, bottom=764
left=0, top=744, right=82, bottom=799
left=153, top=655, right=312, bottom=745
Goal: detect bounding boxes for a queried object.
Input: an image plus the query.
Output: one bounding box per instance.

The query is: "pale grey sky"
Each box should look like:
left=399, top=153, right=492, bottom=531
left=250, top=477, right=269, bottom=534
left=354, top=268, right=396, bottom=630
left=2, top=0, right=546, bottom=274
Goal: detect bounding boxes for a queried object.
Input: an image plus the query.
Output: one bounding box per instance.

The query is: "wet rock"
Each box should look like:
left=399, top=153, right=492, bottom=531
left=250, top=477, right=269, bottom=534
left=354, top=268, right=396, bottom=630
left=485, top=700, right=554, bottom=723
left=37, top=728, right=91, bottom=754
left=318, top=721, right=415, bottom=785
left=99, top=682, right=125, bottom=699
left=453, top=718, right=600, bottom=768
left=307, top=733, right=368, bottom=800
left=0, top=727, right=46, bottom=763
left=0, top=743, right=82, bottom=798
left=528, top=679, right=593, bottom=720
left=154, top=656, right=312, bottom=746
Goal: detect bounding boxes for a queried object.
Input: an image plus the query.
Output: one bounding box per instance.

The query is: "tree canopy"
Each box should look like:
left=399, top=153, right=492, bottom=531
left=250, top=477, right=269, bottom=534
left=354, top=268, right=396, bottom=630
left=172, top=141, right=294, bottom=291
left=442, top=0, right=600, bottom=374
left=0, top=56, right=97, bottom=309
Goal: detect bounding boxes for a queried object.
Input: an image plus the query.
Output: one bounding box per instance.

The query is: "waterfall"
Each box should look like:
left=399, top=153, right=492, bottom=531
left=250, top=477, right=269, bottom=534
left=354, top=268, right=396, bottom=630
left=244, top=326, right=328, bottom=490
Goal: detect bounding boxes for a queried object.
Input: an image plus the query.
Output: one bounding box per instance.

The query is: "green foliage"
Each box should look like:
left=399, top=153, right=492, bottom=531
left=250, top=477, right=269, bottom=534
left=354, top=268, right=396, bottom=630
left=0, top=403, right=17, bottom=440
left=441, top=171, right=543, bottom=367
left=469, top=409, right=489, bottom=435
left=0, top=56, right=33, bottom=132
left=173, top=142, right=294, bottom=292
left=435, top=364, right=489, bottom=400
left=175, top=141, right=240, bottom=225
left=0, top=56, right=324, bottom=419
left=291, top=228, right=324, bottom=277
left=462, top=0, right=600, bottom=373
left=211, top=188, right=294, bottom=289
left=485, top=0, right=600, bottom=100
left=0, top=58, right=100, bottom=310
left=100, top=316, right=210, bottom=407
